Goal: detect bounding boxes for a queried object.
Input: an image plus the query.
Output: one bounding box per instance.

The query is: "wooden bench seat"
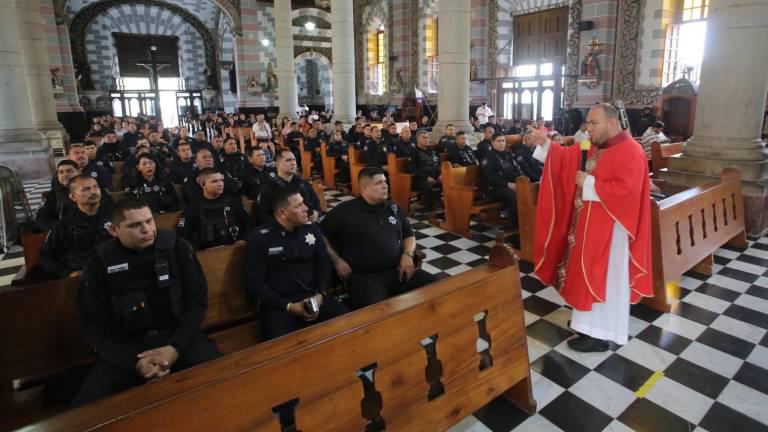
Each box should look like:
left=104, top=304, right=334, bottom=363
left=439, top=161, right=501, bottom=237
left=20, top=239, right=536, bottom=431
left=651, top=141, right=684, bottom=176
left=320, top=142, right=351, bottom=190
left=515, top=176, right=539, bottom=263
left=348, top=148, right=366, bottom=196
left=387, top=152, right=416, bottom=215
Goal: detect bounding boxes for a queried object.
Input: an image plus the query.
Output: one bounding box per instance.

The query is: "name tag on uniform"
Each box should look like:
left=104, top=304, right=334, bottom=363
left=268, top=246, right=284, bottom=255
left=107, top=263, right=129, bottom=274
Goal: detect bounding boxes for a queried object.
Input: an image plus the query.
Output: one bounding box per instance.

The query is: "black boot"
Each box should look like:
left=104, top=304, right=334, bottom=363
left=567, top=334, right=609, bottom=352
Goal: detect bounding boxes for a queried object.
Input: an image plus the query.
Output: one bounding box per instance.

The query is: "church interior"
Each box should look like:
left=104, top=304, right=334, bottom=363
left=1, top=0, right=768, bottom=430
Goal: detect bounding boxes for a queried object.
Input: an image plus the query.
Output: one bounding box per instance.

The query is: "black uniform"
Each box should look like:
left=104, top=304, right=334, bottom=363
left=72, top=230, right=221, bottom=406
left=89, top=155, right=113, bottom=173
left=34, top=181, right=71, bottom=230
left=97, top=142, right=129, bottom=162
left=326, top=140, right=350, bottom=182
left=39, top=203, right=113, bottom=278
left=242, top=164, right=276, bottom=201
left=285, top=131, right=304, bottom=168
left=256, top=175, right=322, bottom=225
left=476, top=138, right=493, bottom=163
left=514, top=144, right=543, bottom=182
left=177, top=194, right=253, bottom=250
left=390, top=137, right=415, bottom=159
left=219, top=151, right=248, bottom=193
left=481, top=149, right=523, bottom=224
left=125, top=176, right=180, bottom=214
left=437, top=135, right=457, bottom=154
left=364, top=138, right=389, bottom=168
left=84, top=160, right=113, bottom=192
left=508, top=126, right=524, bottom=135
left=447, top=144, right=478, bottom=167
left=170, top=156, right=195, bottom=185
left=320, top=198, right=437, bottom=309
left=409, top=146, right=441, bottom=211
left=182, top=169, right=239, bottom=204
left=244, top=220, right=348, bottom=339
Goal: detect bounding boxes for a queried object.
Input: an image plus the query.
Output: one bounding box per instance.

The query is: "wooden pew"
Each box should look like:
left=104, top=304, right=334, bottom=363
left=111, top=161, right=123, bottom=174
left=239, top=127, right=252, bottom=154
left=387, top=152, right=416, bottom=215
left=320, top=142, right=339, bottom=189
left=10, top=230, right=48, bottom=286
left=349, top=147, right=367, bottom=196
left=110, top=190, right=126, bottom=202
left=23, top=240, right=536, bottom=432
left=298, top=137, right=313, bottom=180
left=440, top=161, right=501, bottom=237
left=311, top=181, right=327, bottom=213
left=110, top=172, right=123, bottom=192
left=515, top=176, right=539, bottom=263
left=651, top=141, right=684, bottom=176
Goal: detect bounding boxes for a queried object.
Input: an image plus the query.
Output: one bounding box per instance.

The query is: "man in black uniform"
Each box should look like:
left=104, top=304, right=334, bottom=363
left=73, top=198, right=222, bottom=406
left=243, top=147, right=277, bottom=201
left=170, top=141, right=195, bottom=184
left=325, top=130, right=350, bottom=183
left=97, top=131, right=129, bottom=162
left=347, top=117, right=363, bottom=143
left=69, top=144, right=112, bottom=192
left=39, top=175, right=113, bottom=279
left=177, top=168, right=252, bottom=251
left=364, top=126, right=389, bottom=171
left=508, top=120, right=523, bottom=135
left=245, top=186, right=348, bottom=340
left=219, top=137, right=248, bottom=194
left=476, top=127, right=495, bottom=162
left=125, top=154, right=180, bottom=214
left=481, top=134, right=523, bottom=225
left=437, top=124, right=457, bottom=154
left=183, top=148, right=237, bottom=203
left=284, top=122, right=304, bottom=168
left=409, top=131, right=441, bottom=211
left=83, top=140, right=112, bottom=174
left=516, top=130, right=544, bottom=182
left=390, top=127, right=415, bottom=158
left=312, top=120, right=328, bottom=142
left=35, top=160, right=80, bottom=230
left=321, top=167, right=437, bottom=310
left=447, top=131, right=477, bottom=167
left=256, top=148, right=322, bottom=224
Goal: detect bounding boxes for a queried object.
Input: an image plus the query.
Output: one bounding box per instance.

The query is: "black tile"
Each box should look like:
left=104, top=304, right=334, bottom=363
left=430, top=243, right=462, bottom=256
left=670, top=301, right=719, bottom=326
left=518, top=260, right=534, bottom=274
left=410, top=222, right=432, bottom=230
left=470, top=223, right=492, bottom=232
left=530, top=350, right=590, bottom=389
left=0, top=265, right=21, bottom=277
left=635, top=325, right=692, bottom=355
left=472, top=396, right=531, bottom=432
left=434, top=232, right=462, bottom=242
left=426, top=256, right=461, bottom=271
left=677, top=287, right=692, bottom=300
left=539, top=391, right=612, bottom=432
left=526, top=317, right=573, bottom=347
left=762, top=332, right=768, bottom=348
left=413, top=231, right=428, bottom=240
left=465, top=258, right=489, bottom=268
left=696, top=282, right=741, bottom=302
left=746, top=285, right=768, bottom=301
left=717, top=267, right=760, bottom=284
left=724, top=304, right=768, bottom=329
left=520, top=275, right=547, bottom=293
left=466, top=244, right=491, bottom=257
left=469, top=233, right=494, bottom=244
left=714, top=255, right=732, bottom=266
left=696, top=328, right=756, bottom=359
left=3, top=251, right=22, bottom=260
left=664, top=357, right=729, bottom=399
left=630, top=303, right=665, bottom=323
left=618, top=398, right=693, bottom=432
left=733, top=362, right=768, bottom=394
left=700, top=402, right=768, bottom=432
left=735, top=253, right=768, bottom=268
left=751, top=242, right=768, bottom=251
left=682, top=270, right=710, bottom=281
left=722, top=242, right=751, bottom=252
left=594, top=354, right=654, bottom=392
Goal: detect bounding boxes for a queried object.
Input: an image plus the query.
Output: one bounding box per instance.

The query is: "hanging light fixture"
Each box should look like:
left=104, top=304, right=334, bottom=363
left=304, top=21, right=316, bottom=31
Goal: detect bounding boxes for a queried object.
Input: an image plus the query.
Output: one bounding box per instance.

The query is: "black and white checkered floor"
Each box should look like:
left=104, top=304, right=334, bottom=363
left=3, top=179, right=768, bottom=432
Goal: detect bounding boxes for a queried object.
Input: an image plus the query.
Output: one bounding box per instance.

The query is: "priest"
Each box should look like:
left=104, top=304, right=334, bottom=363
left=533, top=103, right=653, bottom=352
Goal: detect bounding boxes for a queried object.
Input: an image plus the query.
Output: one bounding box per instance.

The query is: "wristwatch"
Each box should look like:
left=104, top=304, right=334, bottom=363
left=403, top=250, right=415, bottom=258
left=285, top=302, right=292, bottom=312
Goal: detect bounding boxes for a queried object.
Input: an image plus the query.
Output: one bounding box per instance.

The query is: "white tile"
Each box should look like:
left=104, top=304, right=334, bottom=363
left=714, top=248, right=741, bottom=259
left=0, top=257, right=23, bottom=270
left=726, top=260, right=767, bottom=276
left=569, top=371, right=636, bottom=417
left=758, top=237, right=768, bottom=245
left=419, top=226, right=448, bottom=236
left=514, top=414, right=564, bottom=432
left=423, top=249, right=442, bottom=262
left=448, top=238, right=480, bottom=249
left=524, top=311, right=539, bottom=326
left=717, top=380, right=768, bottom=426
left=446, top=250, right=482, bottom=264
left=445, top=264, right=472, bottom=276
left=446, top=416, right=491, bottom=432
left=746, top=345, right=768, bottom=370
left=602, top=420, right=637, bottom=432
left=693, top=427, right=710, bottom=432
left=710, top=315, right=766, bottom=344
left=535, top=286, right=566, bottom=306
left=734, top=294, right=768, bottom=314
left=653, top=314, right=707, bottom=340
left=646, top=376, right=714, bottom=424
left=755, top=276, right=768, bottom=288
left=0, top=274, right=14, bottom=288
left=554, top=340, right=613, bottom=369
left=680, top=342, right=743, bottom=378
left=744, top=248, right=768, bottom=260
left=683, top=291, right=731, bottom=313
left=706, top=275, right=751, bottom=293
left=617, top=338, right=677, bottom=371
left=678, top=276, right=705, bottom=290
left=542, top=308, right=571, bottom=330
left=416, top=236, right=444, bottom=248
left=530, top=370, right=565, bottom=409
left=420, top=263, right=440, bottom=275
left=526, top=336, right=550, bottom=363
left=628, top=316, right=651, bottom=337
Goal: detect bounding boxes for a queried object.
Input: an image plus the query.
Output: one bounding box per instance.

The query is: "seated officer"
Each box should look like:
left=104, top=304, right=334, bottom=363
left=125, top=154, right=180, bottom=214
left=326, top=130, right=350, bottom=183
left=475, top=126, right=495, bottom=163
left=409, top=130, right=441, bottom=211
left=390, top=126, right=415, bottom=158
left=219, top=137, right=248, bottom=193
left=364, top=126, right=389, bottom=171
left=170, top=141, right=195, bottom=185
left=437, top=124, right=457, bottom=154
left=68, top=143, right=112, bottom=192
left=243, top=147, right=277, bottom=201
left=516, top=129, right=544, bottom=182
left=256, top=148, right=322, bottom=225
left=83, top=140, right=112, bottom=174
left=183, top=148, right=237, bottom=204
left=35, top=159, right=80, bottom=230
left=447, top=131, right=477, bottom=167
left=177, top=168, right=252, bottom=251
left=73, top=198, right=222, bottom=406
left=245, top=186, right=348, bottom=340
left=97, top=130, right=129, bottom=162
left=321, top=167, right=437, bottom=310
left=481, top=134, right=524, bottom=225
left=39, top=175, right=113, bottom=279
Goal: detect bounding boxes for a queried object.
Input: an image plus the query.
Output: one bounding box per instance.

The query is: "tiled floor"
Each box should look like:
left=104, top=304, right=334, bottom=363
left=2, top=180, right=768, bottom=432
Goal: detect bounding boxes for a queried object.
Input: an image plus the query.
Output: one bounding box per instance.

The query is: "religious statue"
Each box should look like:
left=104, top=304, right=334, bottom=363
left=50, top=67, right=64, bottom=98
left=581, top=52, right=599, bottom=77
left=228, top=64, right=237, bottom=94
left=470, top=61, right=478, bottom=81
left=204, top=67, right=218, bottom=90
left=391, top=68, right=403, bottom=93
left=266, top=62, right=278, bottom=91
left=247, top=75, right=261, bottom=93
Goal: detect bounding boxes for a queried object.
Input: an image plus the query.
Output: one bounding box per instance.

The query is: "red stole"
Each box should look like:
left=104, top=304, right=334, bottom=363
left=534, top=131, right=653, bottom=311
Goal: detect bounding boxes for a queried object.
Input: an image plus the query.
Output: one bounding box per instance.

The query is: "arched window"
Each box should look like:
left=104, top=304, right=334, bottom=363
left=662, top=0, right=709, bottom=86
left=425, top=16, right=438, bottom=93
left=368, top=24, right=387, bottom=95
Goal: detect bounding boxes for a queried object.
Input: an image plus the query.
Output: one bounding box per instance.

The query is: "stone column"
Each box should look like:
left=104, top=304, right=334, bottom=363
left=433, top=0, right=473, bottom=135
left=0, top=0, right=50, bottom=178
left=330, top=0, right=356, bottom=124
left=273, top=0, right=298, bottom=120
left=661, top=0, right=768, bottom=236
left=16, top=0, right=64, bottom=153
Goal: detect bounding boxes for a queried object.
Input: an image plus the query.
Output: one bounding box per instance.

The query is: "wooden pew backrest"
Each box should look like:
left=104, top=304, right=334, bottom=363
left=651, top=141, right=684, bottom=176
left=515, top=176, right=539, bottom=263
left=387, top=152, right=414, bottom=215
left=440, top=162, right=500, bottom=237
left=298, top=138, right=312, bottom=180
left=349, top=148, right=366, bottom=196
left=319, top=142, right=338, bottom=188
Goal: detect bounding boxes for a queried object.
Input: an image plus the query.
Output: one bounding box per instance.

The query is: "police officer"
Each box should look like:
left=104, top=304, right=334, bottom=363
left=481, top=134, right=523, bottom=224
left=68, top=143, right=112, bottom=192
left=325, top=130, right=350, bottom=183
left=219, top=137, right=248, bottom=193
left=183, top=148, right=237, bottom=204
left=409, top=131, right=441, bottom=211
left=476, top=127, right=495, bottom=163
left=73, top=198, right=222, bottom=406
left=256, top=148, right=322, bottom=225
left=83, top=140, right=113, bottom=174
left=321, top=167, right=437, bottom=310
left=126, top=154, right=180, bottom=214
left=35, top=160, right=80, bottom=230
left=39, top=175, right=113, bottom=279
left=170, top=141, right=195, bottom=185
left=177, top=168, right=253, bottom=251
left=437, top=124, right=457, bottom=154
left=447, top=131, right=478, bottom=167
left=390, top=127, right=415, bottom=158
left=364, top=126, right=389, bottom=170
left=243, top=147, right=277, bottom=201
left=97, top=131, right=129, bottom=162
left=516, top=130, right=544, bottom=182
left=245, top=186, right=348, bottom=340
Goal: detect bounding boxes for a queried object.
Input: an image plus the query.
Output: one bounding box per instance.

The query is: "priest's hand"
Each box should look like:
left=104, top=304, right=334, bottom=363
left=575, top=171, right=588, bottom=187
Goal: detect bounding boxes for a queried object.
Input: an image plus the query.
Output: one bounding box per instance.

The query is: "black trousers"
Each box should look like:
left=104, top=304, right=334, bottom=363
left=346, top=268, right=438, bottom=310
left=487, top=186, right=518, bottom=225
left=413, top=178, right=440, bottom=211
left=261, top=297, right=349, bottom=340
left=71, top=332, right=221, bottom=407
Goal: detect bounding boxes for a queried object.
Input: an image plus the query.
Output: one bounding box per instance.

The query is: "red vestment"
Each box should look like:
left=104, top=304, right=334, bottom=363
left=534, top=131, right=653, bottom=311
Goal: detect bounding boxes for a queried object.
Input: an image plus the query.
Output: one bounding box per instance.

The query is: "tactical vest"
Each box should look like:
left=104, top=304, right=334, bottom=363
left=220, top=154, right=246, bottom=189
left=131, top=178, right=174, bottom=212
left=198, top=197, right=241, bottom=247
left=493, top=151, right=522, bottom=180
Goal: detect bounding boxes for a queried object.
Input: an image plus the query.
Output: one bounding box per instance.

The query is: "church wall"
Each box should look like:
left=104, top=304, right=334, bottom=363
left=358, top=0, right=391, bottom=105
left=235, top=0, right=276, bottom=109
left=470, top=0, right=489, bottom=103
left=295, top=53, right=332, bottom=109
left=40, top=0, right=81, bottom=113
left=572, top=0, right=618, bottom=106
left=218, top=17, right=237, bottom=112
left=636, top=0, right=675, bottom=88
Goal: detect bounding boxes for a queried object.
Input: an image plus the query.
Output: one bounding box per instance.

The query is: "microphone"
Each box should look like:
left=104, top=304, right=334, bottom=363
left=580, top=139, right=591, bottom=172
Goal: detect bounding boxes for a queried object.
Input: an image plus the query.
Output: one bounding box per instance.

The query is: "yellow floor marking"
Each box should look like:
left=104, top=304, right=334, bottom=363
left=635, top=370, right=664, bottom=398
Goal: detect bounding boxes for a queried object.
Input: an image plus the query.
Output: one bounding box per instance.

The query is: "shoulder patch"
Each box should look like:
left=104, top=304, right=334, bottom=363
left=481, top=158, right=488, bottom=166
left=259, top=227, right=270, bottom=234
left=177, top=218, right=185, bottom=228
